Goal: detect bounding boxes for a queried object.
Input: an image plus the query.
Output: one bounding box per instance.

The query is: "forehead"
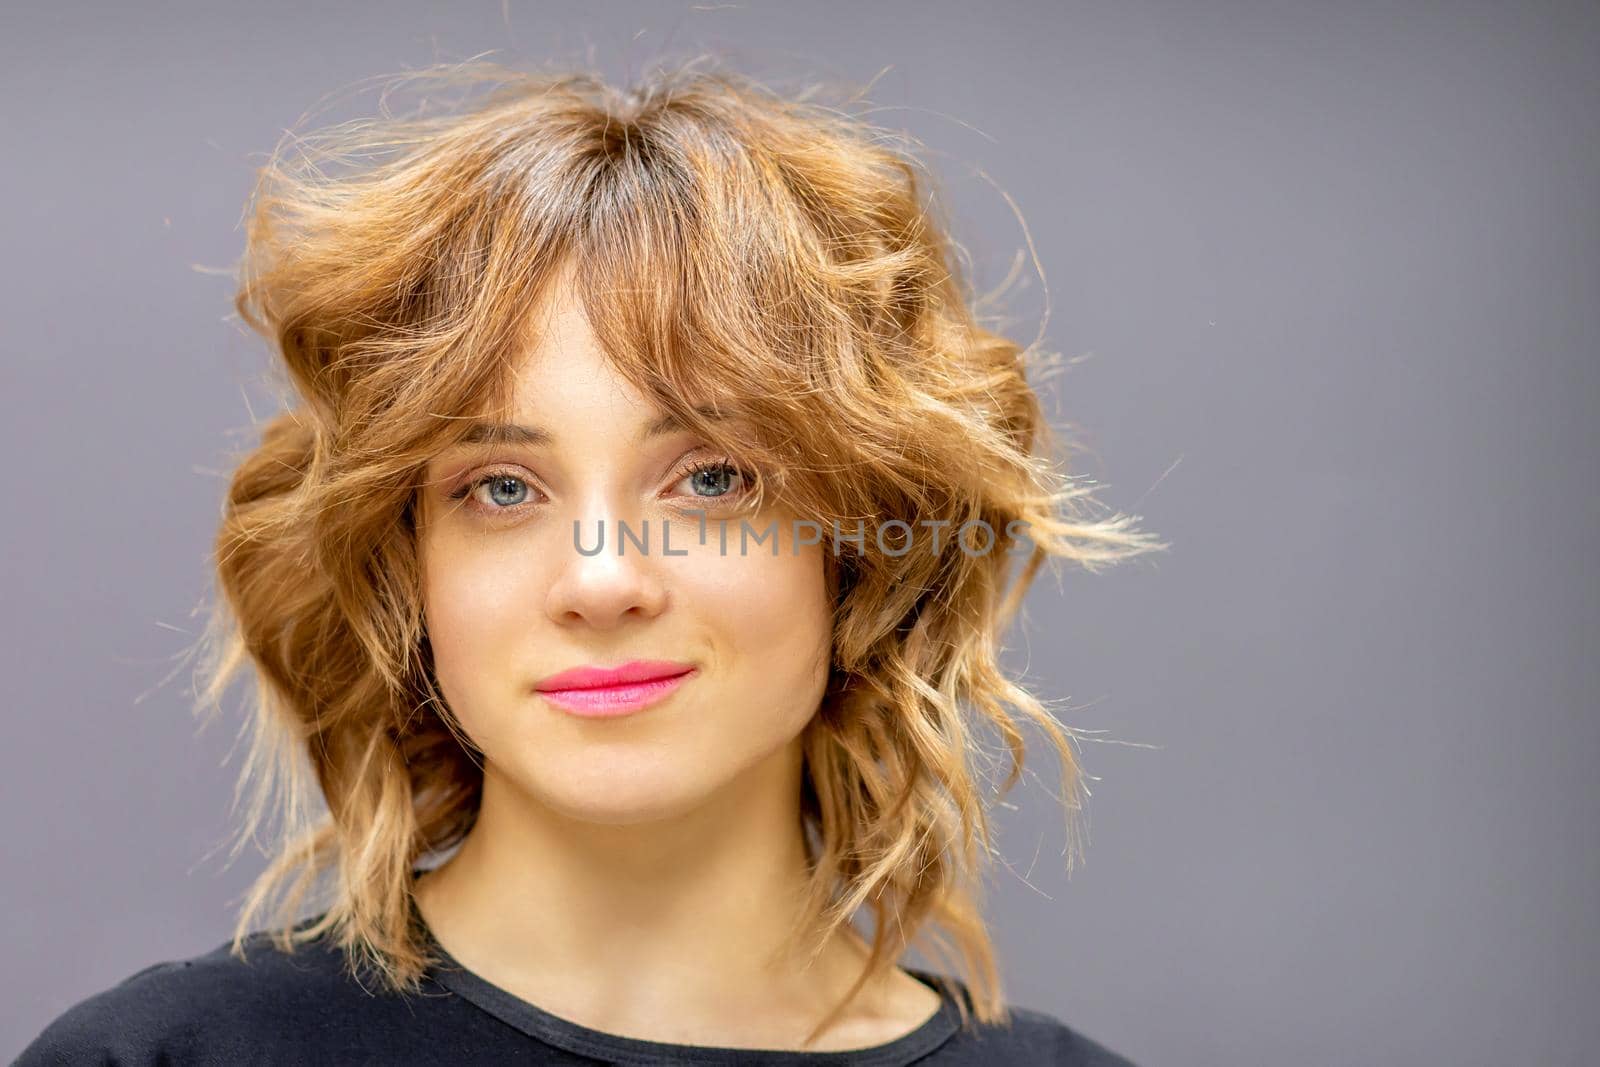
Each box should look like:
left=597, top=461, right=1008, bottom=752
left=489, top=281, right=643, bottom=416
left=445, top=406, right=722, bottom=451
left=508, top=280, right=604, bottom=376
left=448, top=261, right=757, bottom=450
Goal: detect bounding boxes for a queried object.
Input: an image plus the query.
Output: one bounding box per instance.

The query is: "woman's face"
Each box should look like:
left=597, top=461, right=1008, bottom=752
left=417, top=284, right=834, bottom=826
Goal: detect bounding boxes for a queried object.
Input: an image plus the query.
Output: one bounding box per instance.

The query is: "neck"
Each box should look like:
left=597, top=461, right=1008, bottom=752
left=411, top=734, right=887, bottom=1035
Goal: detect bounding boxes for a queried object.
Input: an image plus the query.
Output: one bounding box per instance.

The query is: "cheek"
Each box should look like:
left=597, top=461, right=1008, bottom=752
left=420, top=532, right=546, bottom=733
left=675, top=525, right=833, bottom=716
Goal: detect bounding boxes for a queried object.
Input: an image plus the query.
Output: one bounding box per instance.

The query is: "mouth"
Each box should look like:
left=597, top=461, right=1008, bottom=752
left=534, top=660, right=697, bottom=719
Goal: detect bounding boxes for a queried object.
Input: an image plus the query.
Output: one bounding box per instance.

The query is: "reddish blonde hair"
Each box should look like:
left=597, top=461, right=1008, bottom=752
left=194, top=56, right=1165, bottom=1045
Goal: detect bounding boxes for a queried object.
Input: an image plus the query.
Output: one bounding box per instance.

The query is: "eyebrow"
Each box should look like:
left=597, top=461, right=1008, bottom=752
left=453, top=405, right=727, bottom=449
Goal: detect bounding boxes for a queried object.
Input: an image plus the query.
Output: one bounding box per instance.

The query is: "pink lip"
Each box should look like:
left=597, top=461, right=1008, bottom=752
left=534, top=660, right=696, bottom=718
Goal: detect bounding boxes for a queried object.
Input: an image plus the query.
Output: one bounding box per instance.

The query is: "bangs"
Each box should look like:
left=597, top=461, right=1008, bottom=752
left=473, top=105, right=877, bottom=524
left=569, top=128, right=823, bottom=519
left=269, top=64, right=980, bottom=528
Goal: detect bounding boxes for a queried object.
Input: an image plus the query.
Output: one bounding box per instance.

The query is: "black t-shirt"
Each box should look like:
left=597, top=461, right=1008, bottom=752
left=14, top=908, right=1136, bottom=1065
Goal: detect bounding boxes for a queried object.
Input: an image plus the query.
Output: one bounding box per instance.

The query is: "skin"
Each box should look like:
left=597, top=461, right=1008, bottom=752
left=411, top=277, right=942, bottom=1051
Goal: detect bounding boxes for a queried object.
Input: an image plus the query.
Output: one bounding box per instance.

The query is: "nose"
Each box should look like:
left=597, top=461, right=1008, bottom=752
left=543, top=516, right=669, bottom=629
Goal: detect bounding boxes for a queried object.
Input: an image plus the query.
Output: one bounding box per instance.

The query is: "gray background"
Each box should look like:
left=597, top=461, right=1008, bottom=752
left=3, top=2, right=1596, bottom=1064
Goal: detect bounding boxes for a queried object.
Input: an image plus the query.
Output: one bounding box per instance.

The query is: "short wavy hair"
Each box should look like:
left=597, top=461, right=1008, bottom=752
left=194, top=56, right=1165, bottom=1041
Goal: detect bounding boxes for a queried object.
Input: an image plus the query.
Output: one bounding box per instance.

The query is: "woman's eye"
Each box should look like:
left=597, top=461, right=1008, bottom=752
left=675, top=461, right=749, bottom=499
left=453, top=472, right=533, bottom=511
left=448, top=460, right=750, bottom=518
left=480, top=474, right=530, bottom=507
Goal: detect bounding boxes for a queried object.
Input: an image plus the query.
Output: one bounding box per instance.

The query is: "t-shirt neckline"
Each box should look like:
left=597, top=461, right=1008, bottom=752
left=408, top=894, right=963, bottom=1065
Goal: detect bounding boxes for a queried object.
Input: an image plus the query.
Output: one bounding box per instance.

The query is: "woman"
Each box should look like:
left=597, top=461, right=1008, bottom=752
left=17, top=58, right=1162, bottom=1065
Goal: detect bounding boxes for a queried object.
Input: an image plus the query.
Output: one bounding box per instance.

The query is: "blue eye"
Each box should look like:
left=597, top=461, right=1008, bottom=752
left=481, top=474, right=529, bottom=507
left=688, top=463, right=734, bottom=496
left=676, top=459, right=751, bottom=500
left=449, top=470, right=534, bottom=512
left=445, top=455, right=755, bottom=521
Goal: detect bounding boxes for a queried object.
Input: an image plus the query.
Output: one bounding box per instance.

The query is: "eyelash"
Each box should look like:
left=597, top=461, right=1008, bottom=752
left=445, top=454, right=755, bottom=519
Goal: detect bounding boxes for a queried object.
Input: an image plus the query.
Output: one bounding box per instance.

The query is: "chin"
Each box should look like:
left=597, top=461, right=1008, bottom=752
left=517, top=756, right=719, bottom=826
